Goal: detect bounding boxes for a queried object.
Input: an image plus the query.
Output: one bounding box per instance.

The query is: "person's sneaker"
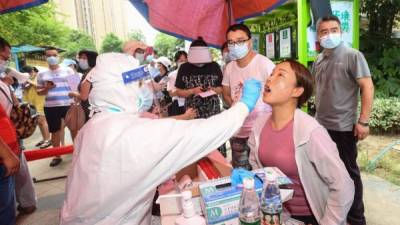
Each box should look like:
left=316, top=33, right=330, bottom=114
left=35, top=140, right=45, bottom=147
left=49, top=157, right=62, bottom=167
left=17, top=205, right=37, bottom=214
left=39, top=140, right=52, bottom=149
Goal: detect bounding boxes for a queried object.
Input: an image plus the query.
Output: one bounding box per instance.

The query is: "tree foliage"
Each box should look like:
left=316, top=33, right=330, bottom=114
left=154, top=33, right=184, bottom=58
left=0, top=2, right=68, bottom=47
left=100, top=33, right=123, bottom=53
left=63, top=31, right=96, bottom=58
left=0, top=2, right=97, bottom=58
left=361, top=0, right=400, bottom=37
left=128, top=29, right=146, bottom=42
left=360, top=0, right=400, bottom=97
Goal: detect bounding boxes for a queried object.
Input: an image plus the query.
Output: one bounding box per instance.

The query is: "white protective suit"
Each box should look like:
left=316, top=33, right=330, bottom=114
left=60, top=53, right=252, bottom=225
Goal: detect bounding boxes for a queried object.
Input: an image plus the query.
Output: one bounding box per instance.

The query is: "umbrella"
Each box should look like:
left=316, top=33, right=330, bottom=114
left=0, top=0, right=48, bottom=14
left=11, top=44, right=44, bottom=54
left=130, top=0, right=288, bottom=47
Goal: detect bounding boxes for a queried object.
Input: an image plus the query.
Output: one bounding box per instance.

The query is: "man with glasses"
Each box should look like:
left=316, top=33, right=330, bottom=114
left=37, top=47, right=75, bottom=167
left=312, top=15, right=374, bottom=225
left=222, top=24, right=275, bottom=169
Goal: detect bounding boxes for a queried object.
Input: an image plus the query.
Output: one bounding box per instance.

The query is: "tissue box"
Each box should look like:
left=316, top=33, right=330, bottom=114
left=199, top=167, right=293, bottom=225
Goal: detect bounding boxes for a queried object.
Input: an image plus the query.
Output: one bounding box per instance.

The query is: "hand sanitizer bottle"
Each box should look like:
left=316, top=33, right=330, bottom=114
left=174, top=191, right=206, bottom=225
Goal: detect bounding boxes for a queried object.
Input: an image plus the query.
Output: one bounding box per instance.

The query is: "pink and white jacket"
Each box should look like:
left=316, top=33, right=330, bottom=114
left=249, top=109, right=354, bottom=225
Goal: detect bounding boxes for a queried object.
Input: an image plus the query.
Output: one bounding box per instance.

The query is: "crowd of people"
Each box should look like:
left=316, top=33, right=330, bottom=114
left=0, top=14, right=374, bottom=225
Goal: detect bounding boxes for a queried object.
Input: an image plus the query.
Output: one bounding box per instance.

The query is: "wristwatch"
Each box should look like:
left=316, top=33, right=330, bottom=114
left=358, top=120, right=369, bottom=127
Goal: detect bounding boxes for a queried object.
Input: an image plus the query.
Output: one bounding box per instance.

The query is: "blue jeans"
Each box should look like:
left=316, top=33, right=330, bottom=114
left=0, top=165, right=16, bottom=225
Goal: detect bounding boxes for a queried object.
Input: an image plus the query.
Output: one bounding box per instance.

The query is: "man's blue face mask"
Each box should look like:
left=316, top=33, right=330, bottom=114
left=228, top=42, right=249, bottom=60
left=320, top=33, right=342, bottom=49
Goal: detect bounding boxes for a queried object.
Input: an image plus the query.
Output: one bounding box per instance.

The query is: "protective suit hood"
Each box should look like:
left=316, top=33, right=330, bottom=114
left=88, top=52, right=141, bottom=114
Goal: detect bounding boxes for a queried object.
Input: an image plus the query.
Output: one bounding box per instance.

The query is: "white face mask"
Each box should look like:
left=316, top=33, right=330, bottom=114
left=177, top=61, right=184, bottom=69
left=135, top=53, right=145, bottom=64
left=79, top=59, right=89, bottom=70
left=0, top=59, right=8, bottom=74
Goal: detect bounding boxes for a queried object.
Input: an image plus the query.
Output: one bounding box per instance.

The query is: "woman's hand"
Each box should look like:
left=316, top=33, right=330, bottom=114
left=68, top=91, right=80, bottom=98
left=183, top=108, right=197, bottom=120
left=3, top=151, right=20, bottom=177
left=191, top=87, right=203, bottom=95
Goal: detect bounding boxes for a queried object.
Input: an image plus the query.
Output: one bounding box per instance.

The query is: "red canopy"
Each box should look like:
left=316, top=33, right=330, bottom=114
left=0, top=0, right=48, bottom=14
left=131, top=0, right=288, bottom=47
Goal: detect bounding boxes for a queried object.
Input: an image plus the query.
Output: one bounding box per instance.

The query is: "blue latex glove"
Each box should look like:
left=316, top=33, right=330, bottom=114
left=231, top=168, right=256, bottom=187
left=239, top=78, right=262, bottom=112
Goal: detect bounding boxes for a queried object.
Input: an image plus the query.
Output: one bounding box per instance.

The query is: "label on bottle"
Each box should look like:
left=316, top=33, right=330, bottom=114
left=261, top=211, right=281, bottom=225
left=239, top=218, right=261, bottom=225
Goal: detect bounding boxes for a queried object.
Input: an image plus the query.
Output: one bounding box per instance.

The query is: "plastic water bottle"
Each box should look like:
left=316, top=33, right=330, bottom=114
left=239, top=178, right=261, bottom=225
left=261, top=174, right=282, bottom=225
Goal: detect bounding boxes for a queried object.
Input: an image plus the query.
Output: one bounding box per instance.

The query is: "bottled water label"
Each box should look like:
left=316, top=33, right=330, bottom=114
left=262, top=195, right=282, bottom=214
left=261, top=211, right=281, bottom=225
left=239, top=217, right=261, bottom=225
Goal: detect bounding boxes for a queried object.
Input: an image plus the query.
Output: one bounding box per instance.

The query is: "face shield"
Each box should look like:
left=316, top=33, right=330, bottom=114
left=88, top=53, right=153, bottom=115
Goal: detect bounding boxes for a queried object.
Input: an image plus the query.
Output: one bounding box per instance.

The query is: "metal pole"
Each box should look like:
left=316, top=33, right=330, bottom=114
left=13, top=53, right=20, bottom=71
left=297, top=0, right=309, bottom=66
left=227, top=0, right=234, bottom=25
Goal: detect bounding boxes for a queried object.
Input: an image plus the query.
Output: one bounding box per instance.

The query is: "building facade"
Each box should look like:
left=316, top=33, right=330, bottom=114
left=54, top=0, right=129, bottom=49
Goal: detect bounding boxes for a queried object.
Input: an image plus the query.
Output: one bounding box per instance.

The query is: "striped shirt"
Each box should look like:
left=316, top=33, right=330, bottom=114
left=38, top=67, right=74, bottom=107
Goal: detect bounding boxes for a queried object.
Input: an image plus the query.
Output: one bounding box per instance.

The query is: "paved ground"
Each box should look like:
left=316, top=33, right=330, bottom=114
left=15, top=129, right=400, bottom=225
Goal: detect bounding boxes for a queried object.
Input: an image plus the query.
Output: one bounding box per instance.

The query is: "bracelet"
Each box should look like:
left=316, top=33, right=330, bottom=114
left=357, top=120, right=369, bottom=127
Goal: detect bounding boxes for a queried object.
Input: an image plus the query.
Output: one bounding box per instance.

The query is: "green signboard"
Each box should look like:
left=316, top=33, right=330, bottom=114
left=307, top=0, right=355, bottom=58
left=244, top=0, right=359, bottom=65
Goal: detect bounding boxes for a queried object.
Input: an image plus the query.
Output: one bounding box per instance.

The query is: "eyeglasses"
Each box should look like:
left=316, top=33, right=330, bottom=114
left=227, top=39, right=249, bottom=47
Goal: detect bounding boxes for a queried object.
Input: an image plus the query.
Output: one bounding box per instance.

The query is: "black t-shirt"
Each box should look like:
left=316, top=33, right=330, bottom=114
left=175, top=62, right=222, bottom=118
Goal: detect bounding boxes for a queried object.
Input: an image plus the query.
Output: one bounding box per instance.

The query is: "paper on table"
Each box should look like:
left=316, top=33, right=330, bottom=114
left=198, top=90, right=216, bottom=98
left=66, top=74, right=81, bottom=91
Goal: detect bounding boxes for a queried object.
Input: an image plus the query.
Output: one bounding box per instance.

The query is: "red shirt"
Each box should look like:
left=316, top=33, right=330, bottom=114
left=0, top=105, right=19, bottom=159
left=258, top=119, right=313, bottom=216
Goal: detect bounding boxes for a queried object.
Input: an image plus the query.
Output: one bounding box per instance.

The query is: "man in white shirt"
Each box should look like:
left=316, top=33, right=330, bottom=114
left=222, top=24, right=275, bottom=169
left=37, top=47, right=75, bottom=167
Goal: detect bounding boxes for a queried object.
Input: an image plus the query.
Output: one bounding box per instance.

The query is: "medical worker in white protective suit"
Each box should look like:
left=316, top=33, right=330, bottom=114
left=60, top=52, right=262, bottom=225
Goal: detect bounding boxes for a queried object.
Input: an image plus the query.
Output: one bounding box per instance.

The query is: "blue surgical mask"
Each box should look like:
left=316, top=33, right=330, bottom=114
left=149, top=66, right=160, bottom=78
left=228, top=43, right=249, bottom=60
left=47, top=56, right=59, bottom=65
left=146, top=55, right=154, bottom=62
left=320, top=33, right=342, bottom=49
left=222, top=52, right=231, bottom=63
left=136, top=86, right=154, bottom=112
